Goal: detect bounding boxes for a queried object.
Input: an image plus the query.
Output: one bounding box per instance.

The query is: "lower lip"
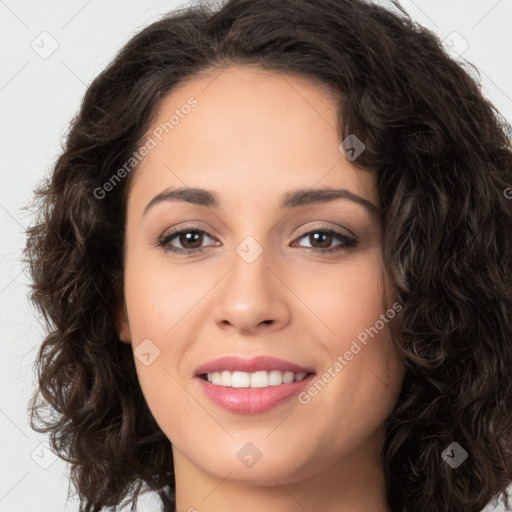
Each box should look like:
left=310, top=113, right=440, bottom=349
left=196, top=374, right=315, bottom=414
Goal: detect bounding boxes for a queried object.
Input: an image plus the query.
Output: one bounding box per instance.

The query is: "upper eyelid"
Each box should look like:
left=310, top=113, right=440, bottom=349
left=294, top=222, right=358, bottom=240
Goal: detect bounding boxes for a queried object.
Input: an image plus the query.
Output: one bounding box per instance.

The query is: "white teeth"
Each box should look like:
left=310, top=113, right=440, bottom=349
left=268, top=370, right=283, bottom=386
left=232, top=371, right=250, bottom=388
left=221, top=370, right=231, bottom=386
left=282, top=371, right=295, bottom=384
left=205, top=370, right=310, bottom=387
left=251, top=371, right=268, bottom=388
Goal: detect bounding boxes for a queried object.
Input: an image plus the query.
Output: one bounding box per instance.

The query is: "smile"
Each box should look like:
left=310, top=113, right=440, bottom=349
left=195, top=356, right=316, bottom=414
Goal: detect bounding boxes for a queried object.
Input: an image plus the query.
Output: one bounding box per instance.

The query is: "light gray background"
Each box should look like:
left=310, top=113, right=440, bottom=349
left=1, top=1, right=511, bottom=511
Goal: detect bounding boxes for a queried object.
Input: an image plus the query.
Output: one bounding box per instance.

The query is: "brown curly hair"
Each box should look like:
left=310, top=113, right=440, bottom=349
left=24, top=0, right=512, bottom=511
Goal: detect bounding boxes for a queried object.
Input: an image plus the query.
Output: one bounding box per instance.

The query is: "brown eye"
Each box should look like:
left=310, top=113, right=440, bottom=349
left=306, top=232, right=333, bottom=249
left=158, top=227, right=218, bottom=254
left=293, top=228, right=358, bottom=254
left=157, top=225, right=358, bottom=255
left=175, top=231, right=203, bottom=249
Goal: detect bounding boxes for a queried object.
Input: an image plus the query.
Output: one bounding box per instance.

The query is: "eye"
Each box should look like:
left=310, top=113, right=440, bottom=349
left=292, top=227, right=359, bottom=254
left=157, top=225, right=219, bottom=254
left=157, top=224, right=359, bottom=255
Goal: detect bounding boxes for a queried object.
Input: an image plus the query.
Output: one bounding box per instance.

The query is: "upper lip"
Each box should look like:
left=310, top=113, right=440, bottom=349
left=195, top=356, right=315, bottom=375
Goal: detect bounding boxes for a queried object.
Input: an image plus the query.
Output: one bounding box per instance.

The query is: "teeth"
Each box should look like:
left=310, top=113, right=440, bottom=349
left=221, top=370, right=231, bottom=386
left=268, top=370, right=283, bottom=386
left=232, top=371, right=250, bottom=388
left=250, top=370, right=268, bottom=388
left=283, top=371, right=295, bottom=384
left=205, top=370, right=309, bottom=387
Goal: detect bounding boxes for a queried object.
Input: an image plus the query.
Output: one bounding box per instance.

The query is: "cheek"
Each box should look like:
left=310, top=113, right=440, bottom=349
left=299, top=247, right=403, bottom=424
left=122, top=247, right=230, bottom=421
left=123, top=244, right=209, bottom=345
left=295, top=246, right=388, bottom=347
left=122, top=253, right=196, bottom=437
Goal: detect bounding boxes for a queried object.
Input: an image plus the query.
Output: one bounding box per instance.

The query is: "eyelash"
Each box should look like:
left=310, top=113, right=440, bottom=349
left=157, top=224, right=359, bottom=255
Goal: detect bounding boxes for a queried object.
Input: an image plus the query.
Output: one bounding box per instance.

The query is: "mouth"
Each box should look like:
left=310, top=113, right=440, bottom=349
left=194, top=356, right=316, bottom=414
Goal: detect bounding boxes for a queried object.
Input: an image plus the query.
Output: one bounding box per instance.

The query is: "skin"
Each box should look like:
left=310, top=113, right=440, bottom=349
left=117, top=64, right=406, bottom=512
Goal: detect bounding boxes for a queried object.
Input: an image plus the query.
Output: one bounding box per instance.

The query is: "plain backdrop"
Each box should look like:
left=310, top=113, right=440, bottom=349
left=1, top=1, right=511, bottom=511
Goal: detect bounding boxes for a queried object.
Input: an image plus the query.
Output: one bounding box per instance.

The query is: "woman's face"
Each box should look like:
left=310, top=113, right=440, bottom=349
left=118, top=65, right=405, bottom=486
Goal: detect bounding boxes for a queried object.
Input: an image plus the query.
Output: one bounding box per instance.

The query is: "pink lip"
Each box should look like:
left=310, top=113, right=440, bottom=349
left=196, top=374, right=316, bottom=414
left=195, top=355, right=314, bottom=375
left=195, top=356, right=316, bottom=414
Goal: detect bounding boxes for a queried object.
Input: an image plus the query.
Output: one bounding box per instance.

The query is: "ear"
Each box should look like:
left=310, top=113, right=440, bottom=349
left=116, top=302, right=132, bottom=344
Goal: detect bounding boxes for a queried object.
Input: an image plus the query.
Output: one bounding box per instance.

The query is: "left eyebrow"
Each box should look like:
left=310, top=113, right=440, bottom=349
left=143, top=186, right=383, bottom=218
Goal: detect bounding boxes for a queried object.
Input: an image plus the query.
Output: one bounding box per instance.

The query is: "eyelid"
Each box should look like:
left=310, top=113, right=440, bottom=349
left=160, top=222, right=217, bottom=239
left=159, top=223, right=219, bottom=245
left=294, top=222, right=359, bottom=240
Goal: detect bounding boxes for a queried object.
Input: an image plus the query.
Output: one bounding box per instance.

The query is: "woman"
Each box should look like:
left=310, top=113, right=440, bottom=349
left=24, top=0, right=512, bottom=511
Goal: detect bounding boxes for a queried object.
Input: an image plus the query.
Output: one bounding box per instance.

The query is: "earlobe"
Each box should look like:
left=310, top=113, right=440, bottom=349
left=116, top=303, right=132, bottom=344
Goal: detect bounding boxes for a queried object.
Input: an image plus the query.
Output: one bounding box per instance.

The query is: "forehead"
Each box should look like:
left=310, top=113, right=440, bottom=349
left=127, top=65, right=377, bottom=213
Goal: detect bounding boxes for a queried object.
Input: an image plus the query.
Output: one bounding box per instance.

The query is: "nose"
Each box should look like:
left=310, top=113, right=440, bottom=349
left=211, top=247, right=291, bottom=336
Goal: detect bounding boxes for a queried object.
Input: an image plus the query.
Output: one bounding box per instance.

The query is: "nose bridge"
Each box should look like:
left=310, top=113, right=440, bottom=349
left=211, top=232, right=290, bottom=332
left=228, top=233, right=276, bottom=303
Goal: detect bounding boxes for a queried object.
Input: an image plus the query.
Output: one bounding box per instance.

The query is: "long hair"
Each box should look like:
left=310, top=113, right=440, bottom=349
left=24, top=0, right=512, bottom=511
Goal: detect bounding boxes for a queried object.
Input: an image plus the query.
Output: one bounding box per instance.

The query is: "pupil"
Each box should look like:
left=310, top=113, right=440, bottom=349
left=181, top=232, right=202, bottom=248
left=312, top=232, right=331, bottom=248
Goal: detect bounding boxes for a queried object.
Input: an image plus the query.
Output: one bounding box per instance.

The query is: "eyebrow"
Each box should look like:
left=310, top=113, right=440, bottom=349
left=143, top=186, right=382, bottom=217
